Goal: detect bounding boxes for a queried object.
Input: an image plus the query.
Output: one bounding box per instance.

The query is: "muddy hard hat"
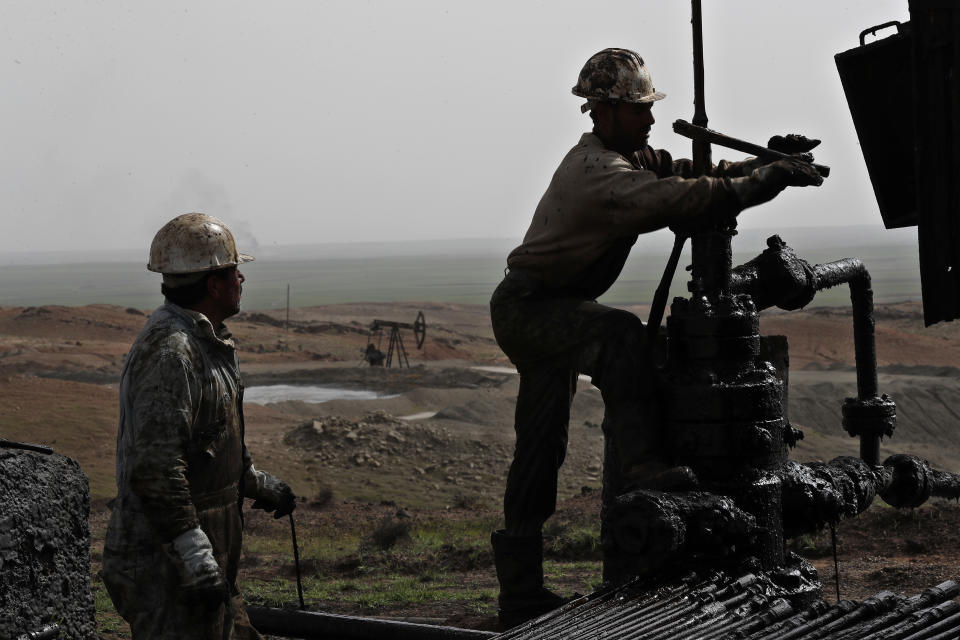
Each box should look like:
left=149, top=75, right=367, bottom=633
left=147, top=213, right=254, bottom=275
left=572, top=48, right=665, bottom=113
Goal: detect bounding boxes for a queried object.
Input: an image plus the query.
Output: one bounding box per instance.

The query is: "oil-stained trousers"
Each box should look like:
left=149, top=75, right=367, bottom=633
left=492, top=132, right=746, bottom=533
left=102, top=302, right=261, bottom=640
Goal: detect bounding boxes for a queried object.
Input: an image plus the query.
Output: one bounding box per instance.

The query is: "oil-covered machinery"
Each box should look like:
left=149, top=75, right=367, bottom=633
left=594, top=0, right=960, bottom=614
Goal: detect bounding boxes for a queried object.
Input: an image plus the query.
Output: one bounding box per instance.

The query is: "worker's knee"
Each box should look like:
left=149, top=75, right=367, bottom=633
left=590, top=311, right=647, bottom=368
left=604, top=311, right=646, bottom=351
left=580, top=311, right=654, bottom=396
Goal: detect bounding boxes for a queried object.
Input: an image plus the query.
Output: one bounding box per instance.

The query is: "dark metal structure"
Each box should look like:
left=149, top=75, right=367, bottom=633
left=593, top=0, right=960, bottom=630
left=494, top=574, right=960, bottom=640
left=0, top=438, right=54, bottom=455
left=366, top=311, right=427, bottom=368
left=836, top=1, right=960, bottom=325
left=835, top=21, right=915, bottom=229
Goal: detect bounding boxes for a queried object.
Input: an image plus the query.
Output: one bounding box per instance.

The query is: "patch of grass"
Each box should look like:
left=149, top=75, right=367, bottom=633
left=242, top=573, right=498, bottom=613
left=92, top=571, right=127, bottom=635
left=788, top=532, right=835, bottom=558
left=547, top=525, right=601, bottom=559
left=244, top=528, right=363, bottom=560
left=237, top=511, right=603, bottom=616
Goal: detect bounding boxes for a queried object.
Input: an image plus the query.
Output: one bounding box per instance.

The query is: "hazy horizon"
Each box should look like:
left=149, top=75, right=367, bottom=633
left=0, top=223, right=918, bottom=266
left=0, top=224, right=922, bottom=310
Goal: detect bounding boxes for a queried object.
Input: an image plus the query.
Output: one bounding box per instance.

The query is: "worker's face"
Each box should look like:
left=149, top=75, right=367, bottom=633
left=611, top=102, right=655, bottom=152
left=209, top=266, right=245, bottom=319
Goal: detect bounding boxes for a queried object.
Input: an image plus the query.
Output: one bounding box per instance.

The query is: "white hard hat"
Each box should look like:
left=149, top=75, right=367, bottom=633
left=147, top=213, right=254, bottom=274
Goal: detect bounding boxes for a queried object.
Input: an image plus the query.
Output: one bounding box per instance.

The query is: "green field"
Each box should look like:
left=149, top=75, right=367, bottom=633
left=0, top=230, right=922, bottom=310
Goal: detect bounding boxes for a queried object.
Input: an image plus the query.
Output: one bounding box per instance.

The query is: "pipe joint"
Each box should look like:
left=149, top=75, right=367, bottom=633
left=841, top=395, right=896, bottom=440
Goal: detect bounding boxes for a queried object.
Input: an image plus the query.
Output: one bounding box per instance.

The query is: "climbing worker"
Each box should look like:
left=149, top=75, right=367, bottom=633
left=489, top=48, right=823, bottom=627
left=102, top=213, right=297, bottom=639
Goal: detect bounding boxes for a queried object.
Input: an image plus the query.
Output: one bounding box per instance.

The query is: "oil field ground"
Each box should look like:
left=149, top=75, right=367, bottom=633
left=3, top=300, right=960, bottom=636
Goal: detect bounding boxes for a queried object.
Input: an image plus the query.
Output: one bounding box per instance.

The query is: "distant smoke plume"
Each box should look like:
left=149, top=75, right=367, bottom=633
left=152, top=169, right=259, bottom=252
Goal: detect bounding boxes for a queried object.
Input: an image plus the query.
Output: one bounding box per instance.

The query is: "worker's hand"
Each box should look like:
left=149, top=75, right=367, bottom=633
left=245, top=465, right=297, bottom=519
left=731, top=157, right=823, bottom=211
left=759, top=157, right=824, bottom=187
left=168, top=527, right=229, bottom=610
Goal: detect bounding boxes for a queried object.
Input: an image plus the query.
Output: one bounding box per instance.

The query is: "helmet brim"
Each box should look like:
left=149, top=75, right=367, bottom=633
left=577, top=91, right=666, bottom=113
left=148, top=253, right=256, bottom=275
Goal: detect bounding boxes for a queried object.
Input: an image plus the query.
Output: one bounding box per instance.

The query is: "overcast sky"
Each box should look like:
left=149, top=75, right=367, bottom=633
left=1, top=0, right=910, bottom=256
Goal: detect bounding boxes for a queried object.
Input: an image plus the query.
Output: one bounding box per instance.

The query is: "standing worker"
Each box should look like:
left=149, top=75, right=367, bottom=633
left=489, top=48, right=823, bottom=627
left=103, top=213, right=296, bottom=639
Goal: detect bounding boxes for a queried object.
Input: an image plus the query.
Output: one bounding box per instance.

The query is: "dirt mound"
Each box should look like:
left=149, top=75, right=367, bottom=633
left=283, top=410, right=505, bottom=479
left=433, top=399, right=502, bottom=425
left=0, top=304, right=147, bottom=342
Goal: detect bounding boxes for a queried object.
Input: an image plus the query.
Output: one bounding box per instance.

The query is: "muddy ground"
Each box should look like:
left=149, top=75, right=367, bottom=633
left=3, top=300, right=960, bottom=633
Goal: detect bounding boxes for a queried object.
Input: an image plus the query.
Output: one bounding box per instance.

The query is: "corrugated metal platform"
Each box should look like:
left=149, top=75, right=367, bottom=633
left=492, top=570, right=960, bottom=640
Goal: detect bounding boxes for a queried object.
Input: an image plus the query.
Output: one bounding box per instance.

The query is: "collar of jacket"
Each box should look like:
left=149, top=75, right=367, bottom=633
left=579, top=132, right=647, bottom=170
left=162, top=301, right=236, bottom=350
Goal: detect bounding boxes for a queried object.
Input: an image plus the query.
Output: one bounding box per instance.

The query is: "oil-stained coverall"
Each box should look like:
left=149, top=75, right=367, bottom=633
left=492, top=132, right=748, bottom=534
left=103, top=302, right=262, bottom=639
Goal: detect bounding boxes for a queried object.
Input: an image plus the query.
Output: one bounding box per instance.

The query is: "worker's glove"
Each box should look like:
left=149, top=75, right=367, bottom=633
left=167, top=527, right=228, bottom=610
left=735, top=134, right=821, bottom=176
left=767, top=133, right=820, bottom=156
left=730, top=157, right=823, bottom=210
left=245, top=464, right=296, bottom=519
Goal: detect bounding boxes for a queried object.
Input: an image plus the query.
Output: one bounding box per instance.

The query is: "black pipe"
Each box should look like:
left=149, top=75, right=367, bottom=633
left=730, top=246, right=887, bottom=465
left=811, top=258, right=886, bottom=465
left=691, top=0, right=711, bottom=176
left=246, top=607, right=497, bottom=640
left=811, top=258, right=876, bottom=400
left=729, top=251, right=876, bottom=404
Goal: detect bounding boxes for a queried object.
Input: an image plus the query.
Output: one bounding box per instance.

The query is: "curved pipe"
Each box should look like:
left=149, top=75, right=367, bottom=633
left=730, top=238, right=886, bottom=466
left=810, top=259, right=876, bottom=399
left=811, top=258, right=886, bottom=465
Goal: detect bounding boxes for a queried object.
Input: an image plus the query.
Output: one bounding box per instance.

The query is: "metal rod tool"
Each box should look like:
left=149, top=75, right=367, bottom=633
left=289, top=513, right=305, bottom=610
left=0, top=438, right=54, bottom=454
left=673, top=119, right=831, bottom=177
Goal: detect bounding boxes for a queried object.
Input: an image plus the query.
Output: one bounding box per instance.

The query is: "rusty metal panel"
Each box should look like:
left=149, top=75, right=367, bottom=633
left=912, top=0, right=960, bottom=325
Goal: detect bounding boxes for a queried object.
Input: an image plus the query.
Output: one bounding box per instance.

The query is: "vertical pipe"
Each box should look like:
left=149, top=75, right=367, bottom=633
left=691, top=0, right=711, bottom=175
left=850, top=274, right=880, bottom=463
left=813, top=259, right=880, bottom=463
left=689, top=0, right=727, bottom=299
left=849, top=274, right=878, bottom=400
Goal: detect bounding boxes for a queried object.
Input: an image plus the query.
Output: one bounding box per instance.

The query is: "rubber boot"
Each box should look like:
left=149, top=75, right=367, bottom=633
left=491, top=530, right=565, bottom=629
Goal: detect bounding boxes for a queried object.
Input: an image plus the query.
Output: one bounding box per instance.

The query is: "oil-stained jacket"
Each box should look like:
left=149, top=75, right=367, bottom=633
left=103, top=302, right=261, bottom=639
left=506, top=132, right=744, bottom=300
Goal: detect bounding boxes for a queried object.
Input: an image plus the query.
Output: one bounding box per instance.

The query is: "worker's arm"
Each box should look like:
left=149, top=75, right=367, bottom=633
left=638, top=132, right=821, bottom=180
left=593, top=152, right=821, bottom=236
left=127, top=349, right=200, bottom=541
